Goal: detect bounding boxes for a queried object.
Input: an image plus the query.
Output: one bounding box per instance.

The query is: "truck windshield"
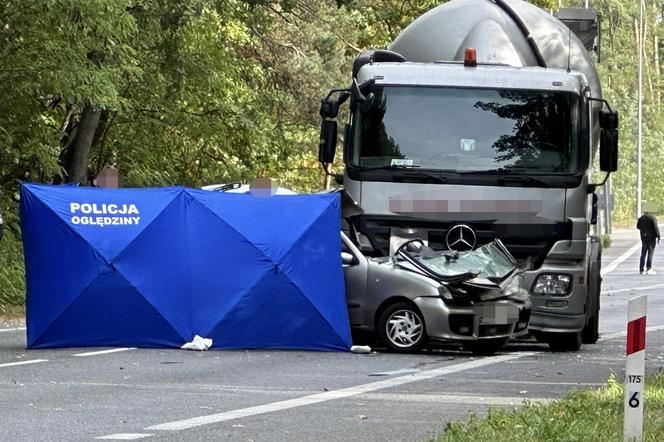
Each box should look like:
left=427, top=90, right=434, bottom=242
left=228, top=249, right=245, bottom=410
left=352, top=86, right=580, bottom=174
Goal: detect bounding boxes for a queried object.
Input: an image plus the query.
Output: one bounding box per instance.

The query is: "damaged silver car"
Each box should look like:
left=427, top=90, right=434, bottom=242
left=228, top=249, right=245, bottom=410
left=342, top=233, right=531, bottom=355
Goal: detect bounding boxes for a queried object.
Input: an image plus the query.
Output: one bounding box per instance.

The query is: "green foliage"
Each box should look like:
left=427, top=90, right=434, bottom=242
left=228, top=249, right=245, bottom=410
left=0, top=0, right=359, bottom=304
left=437, top=372, right=664, bottom=442
left=590, top=0, right=664, bottom=223
left=601, top=233, right=612, bottom=249
left=0, top=191, right=24, bottom=312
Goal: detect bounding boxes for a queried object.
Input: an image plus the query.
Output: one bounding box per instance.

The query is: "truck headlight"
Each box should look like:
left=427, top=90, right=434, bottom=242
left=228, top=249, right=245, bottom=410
left=532, top=273, right=572, bottom=296
left=505, top=275, right=528, bottom=301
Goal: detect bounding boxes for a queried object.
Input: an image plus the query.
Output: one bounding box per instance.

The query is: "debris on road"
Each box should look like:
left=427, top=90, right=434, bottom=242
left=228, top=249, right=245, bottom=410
left=181, top=335, right=213, bottom=351
left=351, top=345, right=371, bottom=354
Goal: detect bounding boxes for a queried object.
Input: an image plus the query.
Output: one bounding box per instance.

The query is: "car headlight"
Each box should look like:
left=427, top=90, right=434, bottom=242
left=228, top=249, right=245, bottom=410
left=438, top=285, right=454, bottom=301
left=532, top=273, right=572, bottom=296
left=505, top=275, right=528, bottom=301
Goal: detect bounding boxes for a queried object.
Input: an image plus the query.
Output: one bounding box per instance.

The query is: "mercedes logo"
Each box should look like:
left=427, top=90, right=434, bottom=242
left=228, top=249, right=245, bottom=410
left=445, top=224, right=477, bottom=252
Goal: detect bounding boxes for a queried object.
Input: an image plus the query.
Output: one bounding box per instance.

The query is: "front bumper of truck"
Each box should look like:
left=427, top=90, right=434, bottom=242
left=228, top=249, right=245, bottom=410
left=523, top=237, right=590, bottom=334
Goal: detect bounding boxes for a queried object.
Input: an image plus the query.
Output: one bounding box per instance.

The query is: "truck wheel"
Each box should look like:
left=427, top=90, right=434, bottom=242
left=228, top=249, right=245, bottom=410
left=377, top=302, right=427, bottom=353
left=545, top=331, right=582, bottom=352
left=582, top=242, right=602, bottom=344
left=582, top=309, right=599, bottom=344
left=464, top=338, right=508, bottom=356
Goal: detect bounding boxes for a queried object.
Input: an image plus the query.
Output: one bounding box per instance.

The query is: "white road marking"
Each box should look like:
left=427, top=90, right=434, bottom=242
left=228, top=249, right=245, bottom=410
left=74, top=348, right=135, bottom=357
left=57, top=381, right=311, bottom=395
left=369, top=368, right=420, bottom=376
left=361, top=392, right=550, bottom=406
left=0, top=327, right=26, bottom=333
left=602, top=283, right=664, bottom=296
left=95, top=434, right=153, bottom=440
left=0, top=348, right=134, bottom=370
left=146, top=352, right=535, bottom=432
left=0, top=359, right=48, bottom=368
left=600, top=324, right=664, bottom=341
left=473, top=379, right=604, bottom=387
left=601, top=242, right=641, bottom=276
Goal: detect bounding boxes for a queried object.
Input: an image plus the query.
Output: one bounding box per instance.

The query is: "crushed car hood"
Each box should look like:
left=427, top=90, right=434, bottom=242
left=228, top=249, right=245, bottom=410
left=393, top=240, right=524, bottom=302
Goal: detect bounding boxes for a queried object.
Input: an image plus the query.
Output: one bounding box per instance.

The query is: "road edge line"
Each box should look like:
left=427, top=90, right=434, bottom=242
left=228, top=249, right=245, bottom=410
left=0, top=327, right=26, bottom=333
left=74, top=348, right=135, bottom=357
left=601, top=242, right=641, bottom=276
left=146, top=352, right=535, bottom=432
left=0, top=359, right=48, bottom=368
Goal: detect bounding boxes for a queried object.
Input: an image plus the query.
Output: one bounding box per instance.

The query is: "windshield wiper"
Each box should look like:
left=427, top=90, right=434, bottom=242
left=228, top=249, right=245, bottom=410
left=350, top=165, right=448, bottom=184
left=454, top=169, right=504, bottom=175
left=455, top=169, right=551, bottom=188
left=401, top=169, right=448, bottom=184
left=213, top=182, right=242, bottom=192
left=349, top=164, right=420, bottom=172
left=495, top=175, right=551, bottom=188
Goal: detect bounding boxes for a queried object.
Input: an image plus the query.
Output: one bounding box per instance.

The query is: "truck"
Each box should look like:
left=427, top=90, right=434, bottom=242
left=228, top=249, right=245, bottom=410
left=318, top=0, right=619, bottom=351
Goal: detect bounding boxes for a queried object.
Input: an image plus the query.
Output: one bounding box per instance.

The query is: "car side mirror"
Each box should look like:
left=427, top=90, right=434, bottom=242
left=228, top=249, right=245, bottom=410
left=341, top=252, right=357, bottom=266
left=318, top=120, right=337, bottom=164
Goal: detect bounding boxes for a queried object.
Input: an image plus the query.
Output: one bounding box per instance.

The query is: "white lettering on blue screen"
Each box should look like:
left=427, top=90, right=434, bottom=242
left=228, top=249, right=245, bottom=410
left=69, top=203, right=140, bottom=226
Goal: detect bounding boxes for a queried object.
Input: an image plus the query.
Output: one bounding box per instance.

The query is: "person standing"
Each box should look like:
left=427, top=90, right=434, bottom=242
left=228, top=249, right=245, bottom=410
left=637, top=209, right=660, bottom=274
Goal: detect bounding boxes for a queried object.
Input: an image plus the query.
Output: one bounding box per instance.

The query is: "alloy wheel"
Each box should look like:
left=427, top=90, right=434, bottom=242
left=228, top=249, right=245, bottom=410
left=386, top=309, right=423, bottom=348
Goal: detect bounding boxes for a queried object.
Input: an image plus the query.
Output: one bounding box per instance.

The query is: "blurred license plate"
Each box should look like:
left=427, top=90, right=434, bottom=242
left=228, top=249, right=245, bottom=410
left=475, top=304, right=518, bottom=325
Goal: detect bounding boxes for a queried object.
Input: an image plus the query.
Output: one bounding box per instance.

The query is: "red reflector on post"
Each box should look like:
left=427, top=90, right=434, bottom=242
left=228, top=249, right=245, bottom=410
left=627, top=316, right=646, bottom=355
left=464, top=48, right=477, bottom=67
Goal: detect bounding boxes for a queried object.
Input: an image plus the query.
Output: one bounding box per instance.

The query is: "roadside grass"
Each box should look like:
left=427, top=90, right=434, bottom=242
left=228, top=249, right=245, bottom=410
left=0, top=195, right=26, bottom=314
left=0, top=227, right=25, bottom=314
left=436, top=372, right=664, bottom=442
left=0, top=303, right=25, bottom=319
left=601, top=233, right=612, bottom=249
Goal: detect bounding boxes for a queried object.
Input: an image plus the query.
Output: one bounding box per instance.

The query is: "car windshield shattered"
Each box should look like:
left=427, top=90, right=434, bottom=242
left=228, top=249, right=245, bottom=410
left=397, top=240, right=517, bottom=283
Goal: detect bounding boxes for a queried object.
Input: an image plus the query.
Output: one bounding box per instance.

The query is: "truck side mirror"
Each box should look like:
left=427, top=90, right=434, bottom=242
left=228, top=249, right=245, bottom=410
left=599, top=109, right=619, bottom=130
left=599, top=109, right=618, bottom=172
left=318, top=120, right=337, bottom=164
left=599, top=129, right=618, bottom=172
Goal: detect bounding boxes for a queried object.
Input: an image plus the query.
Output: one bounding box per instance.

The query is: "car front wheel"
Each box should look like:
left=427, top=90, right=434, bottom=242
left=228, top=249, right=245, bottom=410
left=377, top=302, right=427, bottom=353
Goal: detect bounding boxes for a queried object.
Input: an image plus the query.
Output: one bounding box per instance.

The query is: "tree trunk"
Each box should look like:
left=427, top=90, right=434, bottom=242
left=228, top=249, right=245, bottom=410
left=66, top=105, right=102, bottom=185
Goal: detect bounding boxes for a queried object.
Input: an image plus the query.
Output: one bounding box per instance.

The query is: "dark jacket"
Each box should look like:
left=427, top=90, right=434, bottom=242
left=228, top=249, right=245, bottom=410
left=637, top=213, right=660, bottom=242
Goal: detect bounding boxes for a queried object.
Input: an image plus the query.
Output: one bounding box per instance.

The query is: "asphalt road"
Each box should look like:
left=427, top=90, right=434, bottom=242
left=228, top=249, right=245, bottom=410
left=2, top=230, right=664, bottom=442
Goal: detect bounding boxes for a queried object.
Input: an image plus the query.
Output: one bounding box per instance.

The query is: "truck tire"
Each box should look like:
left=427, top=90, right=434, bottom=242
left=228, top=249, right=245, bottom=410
left=377, top=302, right=427, bottom=353
left=544, top=331, right=582, bottom=352
left=582, top=240, right=602, bottom=344
left=582, top=312, right=599, bottom=344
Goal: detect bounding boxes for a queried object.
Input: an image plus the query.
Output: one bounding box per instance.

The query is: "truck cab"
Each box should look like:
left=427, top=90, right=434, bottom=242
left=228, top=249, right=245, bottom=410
left=343, top=59, right=607, bottom=349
